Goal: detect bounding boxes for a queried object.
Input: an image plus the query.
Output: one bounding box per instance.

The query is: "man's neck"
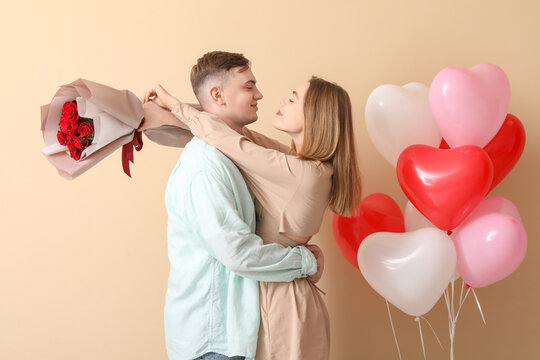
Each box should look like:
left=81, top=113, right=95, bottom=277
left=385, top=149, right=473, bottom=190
left=203, top=107, right=244, bottom=135
left=220, top=117, right=244, bottom=135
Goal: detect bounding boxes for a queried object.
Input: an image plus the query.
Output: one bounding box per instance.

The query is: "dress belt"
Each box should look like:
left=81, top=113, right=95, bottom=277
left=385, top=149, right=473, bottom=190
left=306, top=278, right=327, bottom=295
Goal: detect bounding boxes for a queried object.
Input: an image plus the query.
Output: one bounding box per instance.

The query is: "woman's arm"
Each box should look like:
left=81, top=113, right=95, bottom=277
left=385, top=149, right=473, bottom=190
left=242, top=127, right=292, bottom=154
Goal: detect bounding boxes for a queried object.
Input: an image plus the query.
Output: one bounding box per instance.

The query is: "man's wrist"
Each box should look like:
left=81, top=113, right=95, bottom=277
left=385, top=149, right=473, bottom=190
left=298, top=246, right=317, bottom=277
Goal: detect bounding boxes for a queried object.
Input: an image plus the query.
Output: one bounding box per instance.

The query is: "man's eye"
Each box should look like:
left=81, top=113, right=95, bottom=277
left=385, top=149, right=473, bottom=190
left=246, top=87, right=253, bottom=90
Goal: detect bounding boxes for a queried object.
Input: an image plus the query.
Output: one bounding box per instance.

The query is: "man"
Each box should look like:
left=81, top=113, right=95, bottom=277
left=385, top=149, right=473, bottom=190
left=142, top=51, right=323, bottom=360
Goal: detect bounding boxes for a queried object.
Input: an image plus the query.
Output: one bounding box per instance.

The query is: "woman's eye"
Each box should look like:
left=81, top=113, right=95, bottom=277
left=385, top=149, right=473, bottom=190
left=288, top=99, right=294, bottom=103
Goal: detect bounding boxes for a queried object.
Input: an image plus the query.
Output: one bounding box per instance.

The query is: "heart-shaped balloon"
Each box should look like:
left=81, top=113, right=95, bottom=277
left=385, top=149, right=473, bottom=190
left=358, top=228, right=456, bottom=316
left=429, top=63, right=510, bottom=148
left=460, top=196, right=522, bottom=222
left=365, top=82, right=442, bottom=166
left=439, top=138, right=450, bottom=149
left=439, top=114, right=525, bottom=192
left=332, top=193, right=404, bottom=269
left=453, top=197, right=527, bottom=288
left=404, top=200, right=437, bottom=232
left=484, top=114, right=526, bottom=192
left=397, top=144, right=493, bottom=230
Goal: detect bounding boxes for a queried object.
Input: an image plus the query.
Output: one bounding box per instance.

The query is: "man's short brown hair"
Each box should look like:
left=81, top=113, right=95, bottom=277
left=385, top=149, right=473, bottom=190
left=190, top=51, right=251, bottom=102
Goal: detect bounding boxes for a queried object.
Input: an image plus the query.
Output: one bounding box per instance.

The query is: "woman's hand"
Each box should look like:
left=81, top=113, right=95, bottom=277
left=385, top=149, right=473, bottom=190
left=306, top=244, right=325, bottom=284
left=141, top=84, right=180, bottom=111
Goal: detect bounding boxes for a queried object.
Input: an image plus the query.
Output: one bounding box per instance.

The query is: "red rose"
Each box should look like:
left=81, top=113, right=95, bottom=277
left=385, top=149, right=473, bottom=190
left=71, top=149, right=82, bottom=161
left=68, top=113, right=80, bottom=129
left=59, top=115, right=70, bottom=132
left=62, top=101, right=77, bottom=118
left=66, top=140, right=82, bottom=160
left=67, top=141, right=78, bottom=156
left=57, top=130, right=67, bottom=145
left=78, top=121, right=93, bottom=136
left=62, top=101, right=80, bottom=127
left=73, top=136, right=85, bottom=149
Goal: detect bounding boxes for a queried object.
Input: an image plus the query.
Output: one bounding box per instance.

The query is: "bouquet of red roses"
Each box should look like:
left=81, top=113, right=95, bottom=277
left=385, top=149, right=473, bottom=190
left=41, top=78, right=196, bottom=179
left=41, top=78, right=147, bottom=179
left=56, top=100, right=95, bottom=161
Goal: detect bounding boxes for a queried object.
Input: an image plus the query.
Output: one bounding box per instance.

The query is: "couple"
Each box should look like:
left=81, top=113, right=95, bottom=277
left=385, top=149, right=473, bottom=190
left=140, top=51, right=361, bottom=360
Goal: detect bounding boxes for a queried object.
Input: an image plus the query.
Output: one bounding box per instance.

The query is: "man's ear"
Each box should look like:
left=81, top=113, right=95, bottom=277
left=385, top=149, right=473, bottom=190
left=209, top=86, right=226, bottom=106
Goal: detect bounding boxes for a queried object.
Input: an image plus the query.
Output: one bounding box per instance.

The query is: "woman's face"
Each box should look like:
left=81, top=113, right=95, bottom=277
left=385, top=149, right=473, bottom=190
left=273, top=80, right=310, bottom=136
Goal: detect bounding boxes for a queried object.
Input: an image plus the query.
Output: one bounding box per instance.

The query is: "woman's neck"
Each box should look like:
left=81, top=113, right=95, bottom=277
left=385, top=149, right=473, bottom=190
left=291, top=132, right=304, bottom=154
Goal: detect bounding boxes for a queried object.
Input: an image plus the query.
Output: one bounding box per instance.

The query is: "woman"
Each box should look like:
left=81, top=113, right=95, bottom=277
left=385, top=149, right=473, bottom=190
left=144, top=76, right=361, bottom=360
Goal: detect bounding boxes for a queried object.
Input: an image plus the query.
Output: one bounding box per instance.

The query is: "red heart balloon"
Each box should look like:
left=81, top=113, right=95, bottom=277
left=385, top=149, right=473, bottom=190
left=397, top=145, right=493, bottom=230
left=439, top=138, right=450, bottom=149
left=332, top=193, right=404, bottom=269
left=484, top=113, right=526, bottom=192
left=439, top=114, right=525, bottom=192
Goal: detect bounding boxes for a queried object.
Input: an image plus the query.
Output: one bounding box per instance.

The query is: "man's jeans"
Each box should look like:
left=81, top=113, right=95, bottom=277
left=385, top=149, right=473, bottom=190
left=194, top=352, right=245, bottom=360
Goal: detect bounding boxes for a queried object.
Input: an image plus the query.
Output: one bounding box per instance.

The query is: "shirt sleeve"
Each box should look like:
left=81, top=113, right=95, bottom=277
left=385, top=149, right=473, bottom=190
left=183, top=170, right=317, bottom=282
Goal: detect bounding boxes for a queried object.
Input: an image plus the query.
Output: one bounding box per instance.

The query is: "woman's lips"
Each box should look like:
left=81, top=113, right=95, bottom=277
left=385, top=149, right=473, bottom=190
left=276, top=110, right=283, bottom=116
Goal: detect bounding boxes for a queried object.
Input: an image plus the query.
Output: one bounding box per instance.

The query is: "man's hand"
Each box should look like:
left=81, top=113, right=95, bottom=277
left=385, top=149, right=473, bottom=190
left=306, top=244, right=324, bottom=284
left=141, top=84, right=180, bottom=111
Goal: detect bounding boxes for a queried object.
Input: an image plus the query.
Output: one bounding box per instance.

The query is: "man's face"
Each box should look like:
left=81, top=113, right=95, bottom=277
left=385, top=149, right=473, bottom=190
left=220, top=67, right=263, bottom=127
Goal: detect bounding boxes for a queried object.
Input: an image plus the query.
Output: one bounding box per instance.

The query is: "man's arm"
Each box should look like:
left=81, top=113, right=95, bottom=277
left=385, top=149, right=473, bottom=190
left=183, top=170, right=318, bottom=282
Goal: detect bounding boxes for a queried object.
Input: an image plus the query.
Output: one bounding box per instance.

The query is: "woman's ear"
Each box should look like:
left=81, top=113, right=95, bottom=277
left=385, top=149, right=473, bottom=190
left=209, top=86, right=226, bottom=105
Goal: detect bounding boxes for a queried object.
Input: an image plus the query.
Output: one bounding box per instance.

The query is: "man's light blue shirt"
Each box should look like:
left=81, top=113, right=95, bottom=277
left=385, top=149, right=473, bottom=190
left=164, top=137, right=317, bottom=360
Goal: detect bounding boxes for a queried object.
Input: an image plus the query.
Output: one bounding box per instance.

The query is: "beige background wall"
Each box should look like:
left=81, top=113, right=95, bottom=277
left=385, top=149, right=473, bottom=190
left=1, top=0, right=539, bottom=359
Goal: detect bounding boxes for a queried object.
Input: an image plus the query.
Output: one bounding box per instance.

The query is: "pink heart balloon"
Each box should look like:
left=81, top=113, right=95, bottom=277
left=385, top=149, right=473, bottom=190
left=453, top=198, right=527, bottom=288
left=429, top=63, right=511, bottom=148
left=465, top=196, right=522, bottom=222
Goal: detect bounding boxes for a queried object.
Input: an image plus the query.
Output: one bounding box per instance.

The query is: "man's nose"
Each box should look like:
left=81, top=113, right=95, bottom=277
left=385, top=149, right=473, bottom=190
left=255, top=89, right=263, bottom=100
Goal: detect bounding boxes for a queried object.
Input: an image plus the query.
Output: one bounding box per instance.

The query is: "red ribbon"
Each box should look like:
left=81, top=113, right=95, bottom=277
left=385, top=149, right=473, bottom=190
left=122, top=118, right=145, bottom=177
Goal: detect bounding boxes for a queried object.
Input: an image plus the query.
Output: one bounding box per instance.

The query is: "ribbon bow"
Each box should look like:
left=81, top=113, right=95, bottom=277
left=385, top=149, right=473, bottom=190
left=121, top=118, right=145, bottom=177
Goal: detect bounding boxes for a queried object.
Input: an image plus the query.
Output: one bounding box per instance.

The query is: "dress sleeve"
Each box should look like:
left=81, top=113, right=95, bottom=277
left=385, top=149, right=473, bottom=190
left=171, top=102, right=332, bottom=237
left=242, top=127, right=292, bottom=154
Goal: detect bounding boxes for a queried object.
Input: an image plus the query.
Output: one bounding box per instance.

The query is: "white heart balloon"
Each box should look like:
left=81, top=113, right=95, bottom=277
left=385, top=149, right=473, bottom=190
left=358, top=228, right=456, bottom=316
left=404, top=200, right=436, bottom=232
left=365, top=82, right=442, bottom=167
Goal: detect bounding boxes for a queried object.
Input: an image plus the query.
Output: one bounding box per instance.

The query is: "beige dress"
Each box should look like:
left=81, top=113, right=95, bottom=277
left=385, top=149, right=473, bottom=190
left=171, top=103, right=332, bottom=360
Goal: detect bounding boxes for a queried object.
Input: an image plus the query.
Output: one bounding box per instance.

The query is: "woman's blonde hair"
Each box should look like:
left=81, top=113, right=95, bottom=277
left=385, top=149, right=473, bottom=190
left=293, top=76, right=362, bottom=217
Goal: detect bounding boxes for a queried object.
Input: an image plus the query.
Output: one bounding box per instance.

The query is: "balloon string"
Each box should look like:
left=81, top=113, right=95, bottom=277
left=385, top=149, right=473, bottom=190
left=459, top=279, right=465, bottom=306
left=415, top=317, right=427, bottom=360
left=445, top=282, right=456, bottom=360
left=385, top=300, right=403, bottom=360
left=443, top=289, right=452, bottom=336
left=454, top=287, right=471, bottom=323
left=471, top=288, right=487, bottom=325
left=419, top=316, right=444, bottom=351
left=450, top=321, right=455, bottom=360
left=450, top=279, right=455, bottom=323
